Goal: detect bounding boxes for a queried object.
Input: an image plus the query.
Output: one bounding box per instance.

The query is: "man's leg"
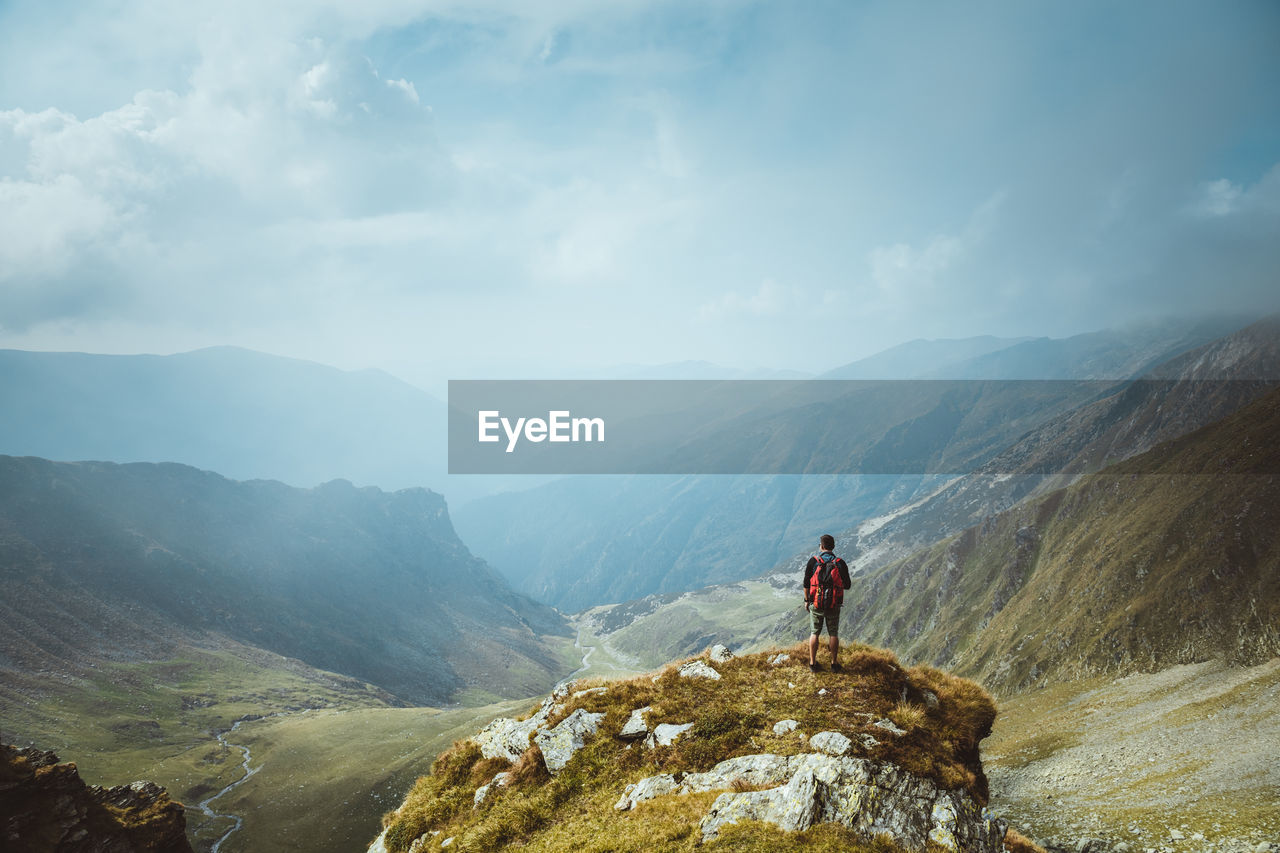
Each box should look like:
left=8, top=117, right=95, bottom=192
left=827, top=608, right=841, bottom=670
left=808, top=632, right=819, bottom=666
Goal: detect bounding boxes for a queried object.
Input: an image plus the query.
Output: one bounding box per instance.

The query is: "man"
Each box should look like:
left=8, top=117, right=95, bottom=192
left=803, top=534, right=852, bottom=672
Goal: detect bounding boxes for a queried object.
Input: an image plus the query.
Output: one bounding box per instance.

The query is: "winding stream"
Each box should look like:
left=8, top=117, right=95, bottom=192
left=196, top=719, right=260, bottom=853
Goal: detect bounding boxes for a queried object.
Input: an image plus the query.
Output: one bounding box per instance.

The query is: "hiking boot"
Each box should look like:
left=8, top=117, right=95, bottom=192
left=831, top=663, right=843, bottom=673
left=809, top=663, right=821, bottom=672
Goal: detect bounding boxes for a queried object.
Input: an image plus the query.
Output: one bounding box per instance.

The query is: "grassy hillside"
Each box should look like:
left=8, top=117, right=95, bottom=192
left=375, top=645, right=1008, bottom=853
left=983, top=658, right=1280, bottom=850
left=0, top=455, right=572, bottom=706
left=830, top=385, right=1280, bottom=694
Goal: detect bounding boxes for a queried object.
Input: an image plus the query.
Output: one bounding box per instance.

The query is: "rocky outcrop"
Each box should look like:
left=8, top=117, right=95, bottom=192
left=535, top=709, right=606, bottom=774
left=677, top=660, right=721, bottom=680
left=0, top=744, right=193, bottom=852
left=614, top=751, right=1006, bottom=852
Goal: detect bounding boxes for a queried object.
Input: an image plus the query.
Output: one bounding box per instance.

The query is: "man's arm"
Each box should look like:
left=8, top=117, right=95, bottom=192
left=837, top=558, right=852, bottom=589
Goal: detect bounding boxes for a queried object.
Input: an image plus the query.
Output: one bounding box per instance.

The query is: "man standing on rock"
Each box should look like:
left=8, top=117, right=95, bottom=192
left=804, top=534, right=852, bottom=672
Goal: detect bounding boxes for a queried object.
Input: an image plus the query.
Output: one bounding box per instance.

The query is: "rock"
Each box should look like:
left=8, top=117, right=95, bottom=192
left=773, top=719, right=799, bottom=736
left=474, top=697, right=561, bottom=763
left=618, top=751, right=1006, bottom=852
left=701, top=768, right=822, bottom=841
left=681, top=754, right=797, bottom=792
left=873, top=718, right=907, bottom=736
left=534, top=708, right=606, bottom=774
left=1, top=744, right=193, bottom=853
left=769, top=653, right=791, bottom=666
left=809, top=731, right=853, bottom=756
left=858, top=733, right=880, bottom=750
left=614, top=773, right=680, bottom=810
left=572, top=686, right=608, bottom=698
left=1170, top=830, right=1185, bottom=841
left=922, top=690, right=939, bottom=709
left=440, top=837, right=454, bottom=848
left=710, top=644, right=735, bottom=663
left=678, top=660, right=721, bottom=680
left=619, top=706, right=652, bottom=740
left=644, top=722, right=693, bottom=749
left=818, top=688, right=828, bottom=696
left=473, top=771, right=512, bottom=806
left=367, top=829, right=389, bottom=853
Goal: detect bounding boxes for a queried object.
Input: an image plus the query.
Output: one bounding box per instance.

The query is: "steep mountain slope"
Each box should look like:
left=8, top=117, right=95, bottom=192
left=831, top=315, right=1280, bottom=576
left=455, top=318, right=1254, bottom=612
left=0, top=456, right=571, bottom=706
left=577, top=318, right=1280, bottom=672
left=0, top=347, right=447, bottom=493
left=827, top=384, right=1280, bottom=694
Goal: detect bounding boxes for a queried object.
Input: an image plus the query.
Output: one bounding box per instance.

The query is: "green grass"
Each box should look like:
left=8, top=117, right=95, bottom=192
left=0, top=640, right=395, bottom=850
left=211, top=701, right=531, bottom=853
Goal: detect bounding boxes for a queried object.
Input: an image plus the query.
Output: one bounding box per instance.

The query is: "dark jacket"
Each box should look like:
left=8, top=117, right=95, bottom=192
left=803, top=550, right=852, bottom=605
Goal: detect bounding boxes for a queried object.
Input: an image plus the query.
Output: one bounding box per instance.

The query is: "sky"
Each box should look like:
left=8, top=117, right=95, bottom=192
left=1, top=0, right=1278, bottom=389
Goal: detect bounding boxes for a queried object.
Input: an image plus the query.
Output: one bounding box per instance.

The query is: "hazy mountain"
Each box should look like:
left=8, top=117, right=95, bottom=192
left=572, top=317, right=1280, bottom=671
left=828, top=383, right=1280, bottom=694
left=455, top=319, right=1255, bottom=612
left=0, top=347, right=447, bottom=493
left=821, top=335, right=1033, bottom=379
left=825, top=315, right=1280, bottom=576
left=0, top=456, right=571, bottom=707
left=922, top=316, right=1249, bottom=380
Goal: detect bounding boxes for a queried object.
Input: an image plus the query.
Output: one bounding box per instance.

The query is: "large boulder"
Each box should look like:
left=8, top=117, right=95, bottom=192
left=534, top=708, right=607, bottom=774
left=617, top=751, right=1008, bottom=852
left=474, top=697, right=561, bottom=763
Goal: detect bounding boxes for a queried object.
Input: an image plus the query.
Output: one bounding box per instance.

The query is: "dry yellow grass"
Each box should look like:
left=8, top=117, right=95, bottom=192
left=379, top=643, right=1004, bottom=852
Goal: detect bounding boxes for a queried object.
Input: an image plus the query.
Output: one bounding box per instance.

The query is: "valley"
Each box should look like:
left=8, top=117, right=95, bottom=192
left=3, top=319, right=1278, bottom=852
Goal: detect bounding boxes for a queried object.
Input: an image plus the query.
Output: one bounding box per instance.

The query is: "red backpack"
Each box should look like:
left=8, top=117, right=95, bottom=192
left=808, top=552, right=843, bottom=610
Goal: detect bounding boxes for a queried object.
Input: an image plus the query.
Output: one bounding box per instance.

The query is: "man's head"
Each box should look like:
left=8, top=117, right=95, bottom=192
left=820, top=534, right=835, bottom=551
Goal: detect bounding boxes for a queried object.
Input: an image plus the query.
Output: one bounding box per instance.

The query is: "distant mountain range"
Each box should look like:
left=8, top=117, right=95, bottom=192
left=455, top=316, right=1262, bottom=611
left=0, top=457, right=571, bottom=707
left=0, top=346, right=448, bottom=493
left=572, top=317, right=1280, bottom=677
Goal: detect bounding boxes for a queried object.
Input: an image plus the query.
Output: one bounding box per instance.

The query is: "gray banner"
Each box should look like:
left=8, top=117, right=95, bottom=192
left=447, top=379, right=1279, bottom=475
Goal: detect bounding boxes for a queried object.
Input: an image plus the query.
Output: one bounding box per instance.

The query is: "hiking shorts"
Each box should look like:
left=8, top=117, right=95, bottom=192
left=809, top=607, right=840, bottom=638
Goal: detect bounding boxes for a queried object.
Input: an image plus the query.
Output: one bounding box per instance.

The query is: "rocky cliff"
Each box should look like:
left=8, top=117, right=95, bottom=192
left=0, top=744, right=192, bottom=852
left=367, top=646, right=1026, bottom=853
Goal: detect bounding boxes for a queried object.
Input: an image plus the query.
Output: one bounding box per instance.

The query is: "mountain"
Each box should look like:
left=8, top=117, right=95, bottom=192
left=0, top=347, right=447, bottom=493
left=828, top=383, right=1280, bottom=694
left=455, top=318, right=1258, bottom=612
left=913, top=316, right=1249, bottom=380
left=827, top=315, right=1280, bottom=577
left=0, top=456, right=571, bottom=707
left=572, top=317, right=1280, bottom=673
left=822, top=335, right=1034, bottom=379
left=367, top=646, right=1026, bottom=853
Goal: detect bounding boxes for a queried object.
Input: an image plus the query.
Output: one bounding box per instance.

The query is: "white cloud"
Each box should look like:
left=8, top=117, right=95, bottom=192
left=699, top=279, right=795, bottom=320
left=384, top=77, right=420, bottom=104
left=1188, top=178, right=1244, bottom=218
